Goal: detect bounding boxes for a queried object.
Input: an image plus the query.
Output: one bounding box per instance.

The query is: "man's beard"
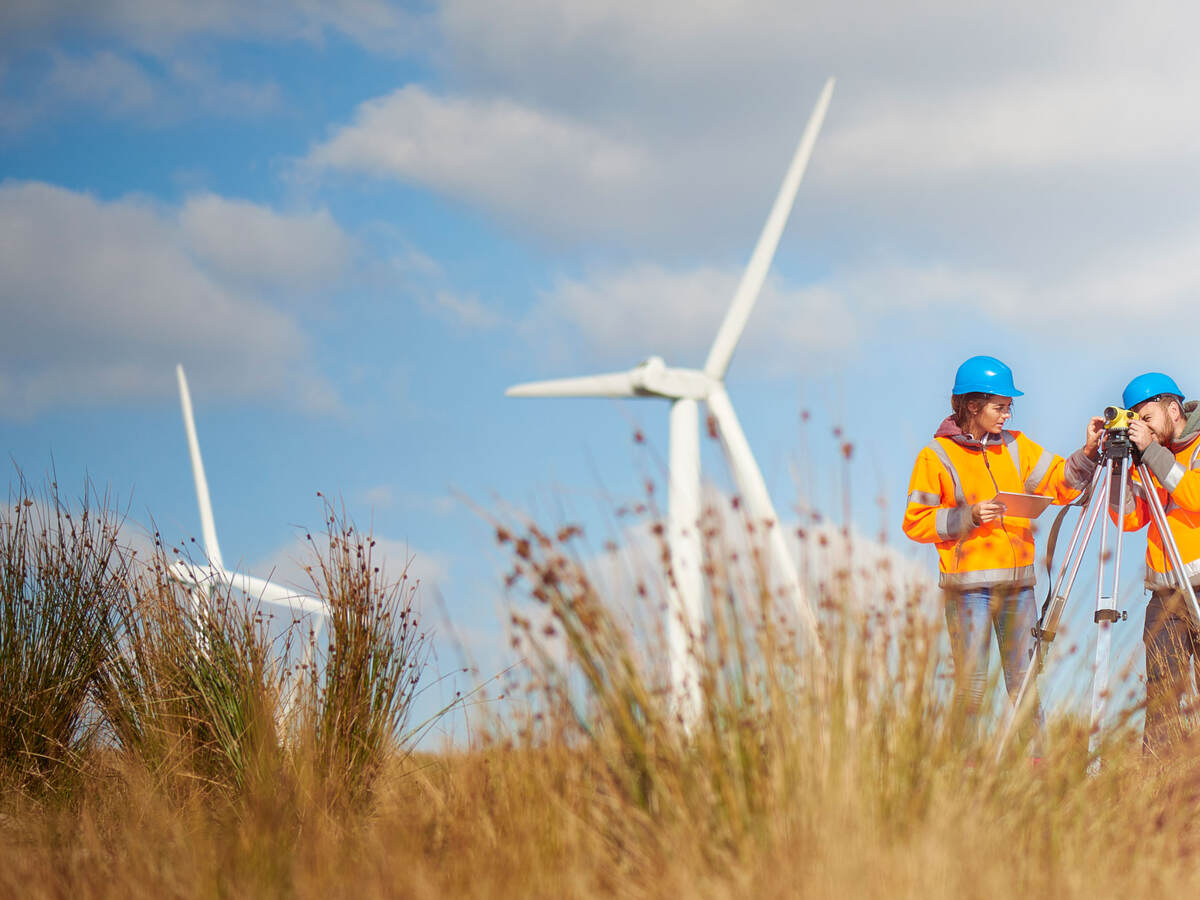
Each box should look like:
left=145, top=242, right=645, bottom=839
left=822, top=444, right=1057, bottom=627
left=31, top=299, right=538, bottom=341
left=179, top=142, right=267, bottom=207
left=1156, top=429, right=1171, bottom=445
left=1150, top=417, right=1178, bottom=446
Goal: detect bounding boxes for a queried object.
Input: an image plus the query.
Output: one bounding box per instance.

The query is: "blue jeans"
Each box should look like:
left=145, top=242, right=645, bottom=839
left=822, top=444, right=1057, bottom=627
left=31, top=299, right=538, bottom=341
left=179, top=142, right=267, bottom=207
left=944, top=585, right=1044, bottom=748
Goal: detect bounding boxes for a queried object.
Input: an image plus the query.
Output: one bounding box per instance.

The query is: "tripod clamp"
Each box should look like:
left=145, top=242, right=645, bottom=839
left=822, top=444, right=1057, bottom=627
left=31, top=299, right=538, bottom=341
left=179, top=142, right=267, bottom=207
left=1031, top=608, right=1126, bottom=639
left=1102, top=426, right=1139, bottom=464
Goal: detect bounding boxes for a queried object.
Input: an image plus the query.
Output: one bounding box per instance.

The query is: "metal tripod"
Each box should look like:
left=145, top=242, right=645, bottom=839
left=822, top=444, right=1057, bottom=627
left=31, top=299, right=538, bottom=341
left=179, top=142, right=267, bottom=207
left=994, top=421, right=1200, bottom=761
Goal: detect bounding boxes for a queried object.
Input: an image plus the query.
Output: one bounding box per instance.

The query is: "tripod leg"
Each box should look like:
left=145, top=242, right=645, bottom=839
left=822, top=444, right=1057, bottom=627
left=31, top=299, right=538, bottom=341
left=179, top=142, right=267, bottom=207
left=1041, top=463, right=1111, bottom=637
left=994, top=463, right=1108, bottom=760
left=1089, top=456, right=1130, bottom=769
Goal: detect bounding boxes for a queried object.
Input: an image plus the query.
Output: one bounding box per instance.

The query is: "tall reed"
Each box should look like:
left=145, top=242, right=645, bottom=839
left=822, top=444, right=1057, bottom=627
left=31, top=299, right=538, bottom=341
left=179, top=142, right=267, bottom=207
left=95, top=498, right=434, bottom=805
left=11, top=464, right=1200, bottom=896
left=94, top=539, right=282, bottom=796
left=492, top=496, right=1168, bottom=890
left=0, top=473, right=128, bottom=793
left=295, top=497, right=431, bottom=806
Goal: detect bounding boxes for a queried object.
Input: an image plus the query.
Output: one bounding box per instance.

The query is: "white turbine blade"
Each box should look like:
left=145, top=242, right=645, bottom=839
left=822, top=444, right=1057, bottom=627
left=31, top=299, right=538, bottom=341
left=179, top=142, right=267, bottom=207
left=704, top=78, right=835, bottom=380
left=506, top=371, right=638, bottom=398
left=169, top=558, right=216, bottom=585
left=705, top=387, right=821, bottom=649
left=169, top=559, right=327, bottom=617
left=220, top=568, right=329, bottom=617
left=167, top=560, right=216, bottom=649
left=176, top=365, right=224, bottom=571
left=667, top=398, right=704, bottom=728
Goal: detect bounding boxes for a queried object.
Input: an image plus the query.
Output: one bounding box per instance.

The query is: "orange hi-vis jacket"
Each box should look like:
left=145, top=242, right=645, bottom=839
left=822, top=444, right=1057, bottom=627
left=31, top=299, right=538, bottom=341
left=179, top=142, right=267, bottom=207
left=904, top=417, right=1097, bottom=589
left=1113, top=402, right=1200, bottom=591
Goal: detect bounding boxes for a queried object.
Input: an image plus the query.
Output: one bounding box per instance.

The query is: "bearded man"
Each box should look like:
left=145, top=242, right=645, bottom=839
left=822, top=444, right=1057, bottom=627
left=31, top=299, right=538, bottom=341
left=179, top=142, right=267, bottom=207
left=1116, top=372, right=1200, bottom=753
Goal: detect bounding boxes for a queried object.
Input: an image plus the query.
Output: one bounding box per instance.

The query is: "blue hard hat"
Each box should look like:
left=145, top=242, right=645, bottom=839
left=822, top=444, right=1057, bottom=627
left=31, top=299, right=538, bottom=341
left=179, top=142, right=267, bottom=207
left=951, top=356, right=1023, bottom=397
left=1122, top=372, right=1184, bottom=410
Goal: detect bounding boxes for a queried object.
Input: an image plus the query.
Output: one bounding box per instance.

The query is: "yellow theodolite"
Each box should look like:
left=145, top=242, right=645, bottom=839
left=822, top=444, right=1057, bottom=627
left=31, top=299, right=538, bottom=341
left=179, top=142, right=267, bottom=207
left=1103, top=406, right=1140, bottom=431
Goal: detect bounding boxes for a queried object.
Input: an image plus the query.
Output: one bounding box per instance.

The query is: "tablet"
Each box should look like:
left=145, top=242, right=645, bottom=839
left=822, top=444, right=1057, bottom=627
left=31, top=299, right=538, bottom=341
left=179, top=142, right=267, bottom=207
left=992, top=492, right=1054, bottom=519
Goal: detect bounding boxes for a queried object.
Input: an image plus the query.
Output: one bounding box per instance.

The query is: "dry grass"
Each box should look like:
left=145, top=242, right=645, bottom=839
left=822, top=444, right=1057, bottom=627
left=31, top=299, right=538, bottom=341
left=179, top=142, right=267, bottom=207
left=3, top=472, right=1200, bottom=897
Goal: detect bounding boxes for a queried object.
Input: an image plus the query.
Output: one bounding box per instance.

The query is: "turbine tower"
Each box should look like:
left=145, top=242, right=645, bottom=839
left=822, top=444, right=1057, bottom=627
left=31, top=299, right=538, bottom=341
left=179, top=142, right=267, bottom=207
left=507, top=79, right=834, bottom=724
left=170, top=365, right=329, bottom=678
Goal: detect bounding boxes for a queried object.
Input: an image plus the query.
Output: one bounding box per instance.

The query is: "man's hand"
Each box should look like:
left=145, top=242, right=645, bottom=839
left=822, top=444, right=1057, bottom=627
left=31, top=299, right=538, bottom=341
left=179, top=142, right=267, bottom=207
left=972, top=500, right=1005, bottom=526
left=1129, top=418, right=1156, bottom=452
left=1084, top=416, right=1104, bottom=459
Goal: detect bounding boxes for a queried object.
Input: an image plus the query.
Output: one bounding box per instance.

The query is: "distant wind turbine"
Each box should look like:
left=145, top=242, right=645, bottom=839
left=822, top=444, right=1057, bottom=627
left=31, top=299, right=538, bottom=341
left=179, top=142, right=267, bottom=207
left=507, top=78, right=834, bottom=724
left=170, top=365, right=329, bottom=684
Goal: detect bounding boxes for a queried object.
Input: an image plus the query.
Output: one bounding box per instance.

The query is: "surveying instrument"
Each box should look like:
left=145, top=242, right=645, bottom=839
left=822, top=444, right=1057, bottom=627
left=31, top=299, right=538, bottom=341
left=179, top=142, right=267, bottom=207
left=995, top=405, right=1200, bottom=761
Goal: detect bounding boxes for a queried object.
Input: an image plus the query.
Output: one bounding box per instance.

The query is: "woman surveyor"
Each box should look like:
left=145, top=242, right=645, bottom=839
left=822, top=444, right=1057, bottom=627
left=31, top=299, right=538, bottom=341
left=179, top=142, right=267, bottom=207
left=903, top=356, right=1103, bottom=747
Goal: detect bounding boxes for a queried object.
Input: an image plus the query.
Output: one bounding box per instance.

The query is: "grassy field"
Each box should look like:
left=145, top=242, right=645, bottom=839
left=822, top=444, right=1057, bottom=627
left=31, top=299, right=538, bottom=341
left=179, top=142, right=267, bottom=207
left=2, top=474, right=1199, bottom=898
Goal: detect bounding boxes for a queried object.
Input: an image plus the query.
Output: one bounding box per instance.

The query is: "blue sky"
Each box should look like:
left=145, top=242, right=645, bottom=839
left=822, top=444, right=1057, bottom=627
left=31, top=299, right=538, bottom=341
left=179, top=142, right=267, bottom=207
left=3, top=0, right=1196, bottom=734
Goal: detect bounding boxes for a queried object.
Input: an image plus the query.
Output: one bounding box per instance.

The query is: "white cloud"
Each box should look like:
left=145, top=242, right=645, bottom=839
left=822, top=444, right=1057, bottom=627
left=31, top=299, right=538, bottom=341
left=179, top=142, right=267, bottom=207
left=362, top=484, right=394, bottom=510
left=427, top=290, right=500, bottom=331
left=2, top=49, right=283, bottom=130
left=522, top=263, right=858, bottom=371
left=1037, top=227, right=1200, bottom=321
left=36, top=3, right=1200, bottom=364
left=525, top=218, right=1200, bottom=372
left=179, top=193, right=354, bottom=289
left=381, top=244, right=505, bottom=331
left=307, top=85, right=652, bottom=239
left=822, top=221, right=1200, bottom=331
left=821, top=70, right=1200, bottom=185
left=433, top=0, right=1149, bottom=131
left=167, top=58, right=282, bottom=114
left=45, top=49, right=158, bottom=114
left=1, top=0, right=429, bottom=55
left=0, top=180, right=342, bottom=416
left=358, top=485, right=457, bottom=518
left=293, top=0, right=1200, bottom=288
left=13, top=0, right=1200, bottom=387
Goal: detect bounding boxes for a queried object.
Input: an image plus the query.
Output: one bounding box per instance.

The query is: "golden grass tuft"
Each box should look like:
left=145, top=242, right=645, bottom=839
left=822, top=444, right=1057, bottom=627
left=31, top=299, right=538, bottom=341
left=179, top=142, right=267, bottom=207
left=3, top=471, right=1200, bottom=896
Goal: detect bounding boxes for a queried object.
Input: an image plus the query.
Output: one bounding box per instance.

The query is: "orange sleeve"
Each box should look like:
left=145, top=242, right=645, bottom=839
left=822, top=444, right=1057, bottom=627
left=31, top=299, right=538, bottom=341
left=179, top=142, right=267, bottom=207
left=1140, top=442, right=1200, bottom=513
left=903, top=447, right=970, bottom=544
left=1016, top=433, right=1096, bottom=504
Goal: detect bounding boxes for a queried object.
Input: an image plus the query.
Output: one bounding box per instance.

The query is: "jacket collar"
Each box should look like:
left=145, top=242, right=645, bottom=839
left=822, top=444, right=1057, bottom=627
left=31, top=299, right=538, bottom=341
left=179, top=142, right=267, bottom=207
left=934, top=415, right=1006, bottom=450
left=1168, top=400, right=1200, bottom=452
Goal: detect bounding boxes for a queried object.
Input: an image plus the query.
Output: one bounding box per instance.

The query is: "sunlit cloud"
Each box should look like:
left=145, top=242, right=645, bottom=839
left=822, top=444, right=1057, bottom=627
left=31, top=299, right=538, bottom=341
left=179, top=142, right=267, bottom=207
left=0, top=180, right=343, bottom=417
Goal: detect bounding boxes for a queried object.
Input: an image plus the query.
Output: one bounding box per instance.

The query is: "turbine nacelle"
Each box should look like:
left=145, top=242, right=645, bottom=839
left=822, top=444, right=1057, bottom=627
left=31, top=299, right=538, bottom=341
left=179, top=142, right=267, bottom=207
left=630, top=357, right=715, bottom=400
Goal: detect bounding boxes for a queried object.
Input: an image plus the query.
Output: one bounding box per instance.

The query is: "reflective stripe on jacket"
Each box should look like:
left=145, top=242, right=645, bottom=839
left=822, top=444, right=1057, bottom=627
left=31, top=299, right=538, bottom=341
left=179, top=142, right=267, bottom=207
left=1114, top=434, right=1200, bottom=590
left=904, top=424, right=1093, bottom=589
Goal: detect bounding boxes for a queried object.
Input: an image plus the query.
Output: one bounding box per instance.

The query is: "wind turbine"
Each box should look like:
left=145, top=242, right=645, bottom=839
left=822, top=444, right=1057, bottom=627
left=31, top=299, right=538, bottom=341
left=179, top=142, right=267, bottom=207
left=507, top=79, right=834, bottom=724
left=170, top=365, right=329, bottom=692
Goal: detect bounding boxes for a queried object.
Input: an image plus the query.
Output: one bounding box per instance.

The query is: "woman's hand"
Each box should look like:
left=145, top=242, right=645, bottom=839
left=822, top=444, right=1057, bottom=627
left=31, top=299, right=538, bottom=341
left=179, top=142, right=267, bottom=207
left=1084, top=416, right=1104, bottom=459
left=972, top=500, right=1005, bottom=526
